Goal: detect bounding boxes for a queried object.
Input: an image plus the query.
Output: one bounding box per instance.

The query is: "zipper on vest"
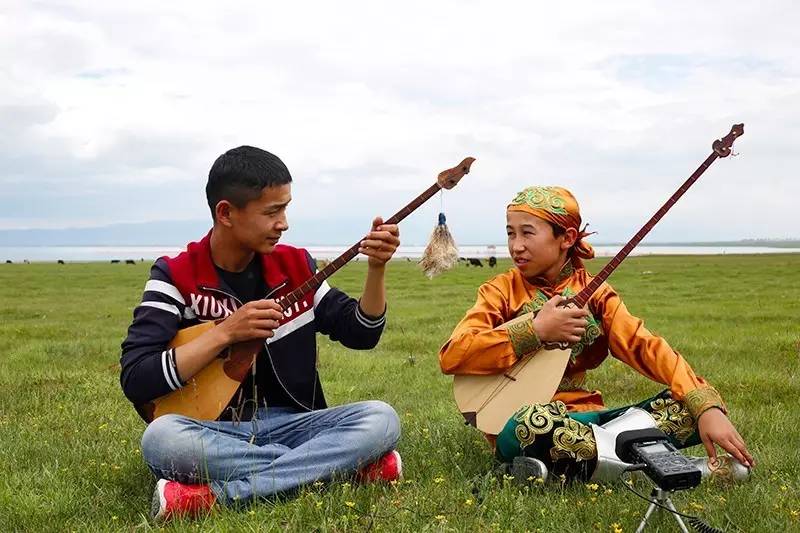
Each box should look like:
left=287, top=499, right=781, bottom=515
left=198, top=281, right=287, bottom=307
left=198, top=285, right=244, bottom=308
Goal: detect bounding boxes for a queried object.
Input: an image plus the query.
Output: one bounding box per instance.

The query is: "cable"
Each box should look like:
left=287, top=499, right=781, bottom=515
left=619, top=467, right=725, bottom=533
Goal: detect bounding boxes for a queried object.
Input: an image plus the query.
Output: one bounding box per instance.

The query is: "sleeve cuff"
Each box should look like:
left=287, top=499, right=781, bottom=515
left=684, top=386, right=727, bottom=419
left=507, top=314, right=542, bottom=358
left=355, top=302, right=386, bottom=329
left=161, top=348, right=184, bottom=391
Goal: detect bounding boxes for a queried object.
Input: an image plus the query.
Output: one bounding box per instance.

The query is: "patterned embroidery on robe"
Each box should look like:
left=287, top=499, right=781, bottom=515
left=684, top=387, right=726, bottom=419
left=513, top=401, right=568, bottom=448
left=550, top=418, right=597, bottom=462
left=507, top=316, right=541, bottom=357
left=649, top=397, right=696, bottom=444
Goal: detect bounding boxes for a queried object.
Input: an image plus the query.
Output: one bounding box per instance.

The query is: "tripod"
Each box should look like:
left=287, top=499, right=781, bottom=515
left=635, top=487, right=689, bottom=533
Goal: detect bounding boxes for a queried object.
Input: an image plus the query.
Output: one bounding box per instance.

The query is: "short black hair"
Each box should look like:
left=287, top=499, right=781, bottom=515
left=206, top=146, right=292, bottom=219
left=548, top=221, right=566, bottom=238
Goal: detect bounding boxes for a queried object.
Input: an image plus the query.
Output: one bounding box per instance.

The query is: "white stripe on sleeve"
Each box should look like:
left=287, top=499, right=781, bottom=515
left=167, top=349, right=182, bottom=388
left=355, top=305, right=386, bottom=329
left=313, top=280, right=332, bottom=309
left=140, top=301, right=180, bottom=316
left=161, top=351, right=179, bottom=391
left=144, top=280, right=186, bottom=304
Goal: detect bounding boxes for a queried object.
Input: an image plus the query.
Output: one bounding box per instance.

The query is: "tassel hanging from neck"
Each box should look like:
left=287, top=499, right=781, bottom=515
left=419, top=211, right=459, bottom=278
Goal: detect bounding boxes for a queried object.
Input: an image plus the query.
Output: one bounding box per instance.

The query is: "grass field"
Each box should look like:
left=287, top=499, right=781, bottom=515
left=1, top=254, right=798, bottom=532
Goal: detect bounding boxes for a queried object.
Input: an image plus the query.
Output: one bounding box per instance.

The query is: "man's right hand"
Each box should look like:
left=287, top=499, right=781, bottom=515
left=533, top=295, right=590, bottom=344
left=218, top=299, right=284, bottom=344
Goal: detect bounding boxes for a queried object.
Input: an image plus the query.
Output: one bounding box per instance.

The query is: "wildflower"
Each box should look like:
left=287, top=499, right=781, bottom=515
left=435, top=515, right=446, bottom=521
left=586, top=483, right=599, bottom=491
left=341, top=482, right=351, bottom=489
left=313, top=481, right=324, bottom=487
left=434, top=476, right=445, bottom=484
left=345, top=501, right=356, bottom=508
left=535, top=477, right=545, bottom=484
left=248, top=510, right=255, bottom=516
left=790, top=510, right=799, bottom=518
left=316, top=501, right=323, bottom=508
left=689, top=502, right=704, bottom=511
left=605, top=488, right=613, bottom=495
left=718, top=495, right=726, bottom=503
left=503, top=474, right=514, bottom=481
left=464, top=499, right=473, bottom=506
left=590, top=496, right=597, bottom=503
left=111, top=516, right=118, bottom=521
left=781, top=485, right=789, bottom=492
left=611, top=523, right=623, bottom=533
left=98, top=423, right=108, bottom=430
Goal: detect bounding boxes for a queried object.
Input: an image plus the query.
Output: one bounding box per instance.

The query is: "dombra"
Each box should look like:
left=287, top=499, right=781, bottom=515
left=452, top=124, right=744, bottom=436
left=136, top=157, right=476, bottom=424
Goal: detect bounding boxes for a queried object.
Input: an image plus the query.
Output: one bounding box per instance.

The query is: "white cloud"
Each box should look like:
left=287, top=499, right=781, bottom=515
left=0, top=1, right=798, bottom=242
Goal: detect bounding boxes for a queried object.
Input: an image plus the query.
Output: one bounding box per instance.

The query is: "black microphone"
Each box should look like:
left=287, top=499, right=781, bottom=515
left=615, top=428, right=701, bottom=491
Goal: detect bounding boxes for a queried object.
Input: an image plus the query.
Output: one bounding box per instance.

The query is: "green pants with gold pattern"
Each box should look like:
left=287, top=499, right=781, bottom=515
left=495, top=390, right=701, bottom=481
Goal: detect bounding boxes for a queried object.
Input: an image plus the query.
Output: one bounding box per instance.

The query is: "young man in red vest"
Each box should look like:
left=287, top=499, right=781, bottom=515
left=121, top=146, right=402, bottom=521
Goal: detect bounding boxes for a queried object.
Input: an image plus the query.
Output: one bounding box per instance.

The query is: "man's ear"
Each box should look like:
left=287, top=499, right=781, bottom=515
left=215, top=200, right=235, bottom=228
left=562, top=227, right=579, bottom=250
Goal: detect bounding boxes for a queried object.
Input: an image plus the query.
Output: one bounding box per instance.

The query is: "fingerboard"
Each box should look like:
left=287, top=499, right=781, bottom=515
left=571, top=151, right=720, bottom=308
left=279, top=183, right=442, bottom=309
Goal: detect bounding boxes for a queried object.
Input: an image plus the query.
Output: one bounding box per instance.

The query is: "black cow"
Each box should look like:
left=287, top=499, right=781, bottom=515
left=468, top=258, right=483, bottom=267
left=111, top=259, right=120, bottom=264
left=125, top=259, right=136, bottom=265
left=488, top=256, right=497, bottom=267
left=57, top=259, right=65, bottom=264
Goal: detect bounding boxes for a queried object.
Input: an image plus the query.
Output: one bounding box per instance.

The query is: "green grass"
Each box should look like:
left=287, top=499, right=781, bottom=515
left=1, top=255, right=798, bottom=532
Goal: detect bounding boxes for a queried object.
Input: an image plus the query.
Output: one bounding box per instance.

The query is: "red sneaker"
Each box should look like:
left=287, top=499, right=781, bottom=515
left=151, top=478, right=216, bottom=522
left=356, top=450, right=403, bottom=483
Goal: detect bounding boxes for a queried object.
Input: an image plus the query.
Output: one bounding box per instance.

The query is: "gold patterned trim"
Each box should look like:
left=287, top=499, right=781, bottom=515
left=507, top=315, right=542, bottom=358
left=650, top=398, right=695, bottom=444
left=684, top=386, right=727, bottom=420
left=550, top=418, right=597, bottom=462
left=513, top=401, right=568, bottom=448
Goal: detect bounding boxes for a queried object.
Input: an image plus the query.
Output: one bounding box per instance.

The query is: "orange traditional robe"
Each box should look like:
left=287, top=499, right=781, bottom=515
left=439, top=263, right=725, bottom=421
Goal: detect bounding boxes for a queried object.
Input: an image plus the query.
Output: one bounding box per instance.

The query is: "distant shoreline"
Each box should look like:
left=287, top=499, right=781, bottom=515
left=2, top=244, right=800, bottom=263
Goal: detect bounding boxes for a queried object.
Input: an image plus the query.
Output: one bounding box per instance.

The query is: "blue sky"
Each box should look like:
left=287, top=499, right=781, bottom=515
left=1, top=1, right=798, bottom=245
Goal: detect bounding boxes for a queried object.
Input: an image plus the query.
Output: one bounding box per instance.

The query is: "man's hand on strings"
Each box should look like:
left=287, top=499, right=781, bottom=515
left=697, top=407, right=755, bottom=468
left=533, top=295, right=590, bottom=344
left=359, top=216, right=400, bottom=268
left=218, top=299, right=284, bottom=344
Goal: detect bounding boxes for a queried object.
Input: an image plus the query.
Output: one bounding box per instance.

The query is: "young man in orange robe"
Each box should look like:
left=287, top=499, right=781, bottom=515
left=439, top=186, right=754, bottom=482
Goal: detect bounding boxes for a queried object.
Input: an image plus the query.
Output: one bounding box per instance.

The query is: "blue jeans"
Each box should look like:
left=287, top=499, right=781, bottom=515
left=141, top=400, right=401, bottom=505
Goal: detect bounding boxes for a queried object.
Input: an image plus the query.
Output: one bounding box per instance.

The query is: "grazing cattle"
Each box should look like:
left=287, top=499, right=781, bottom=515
left=467, top=258, right=483, bottom=267
left=125, top=259, right=136, bottom=265
left=111, top=260, right=120, bottom=264
left=5, top=260, right=11, bottom=264
left=23, top=259, right=30, bottom=264
left=488, top=256, right=497, bottom=267
left=57, top=259, right=65, bottom=264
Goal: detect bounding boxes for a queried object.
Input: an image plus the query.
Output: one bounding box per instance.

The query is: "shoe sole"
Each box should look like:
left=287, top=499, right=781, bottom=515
left=150, top=479, right=168, bottom=522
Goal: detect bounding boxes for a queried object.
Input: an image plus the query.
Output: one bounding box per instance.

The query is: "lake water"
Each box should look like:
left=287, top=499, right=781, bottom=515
left=1, top=245, right=799, bottom=263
